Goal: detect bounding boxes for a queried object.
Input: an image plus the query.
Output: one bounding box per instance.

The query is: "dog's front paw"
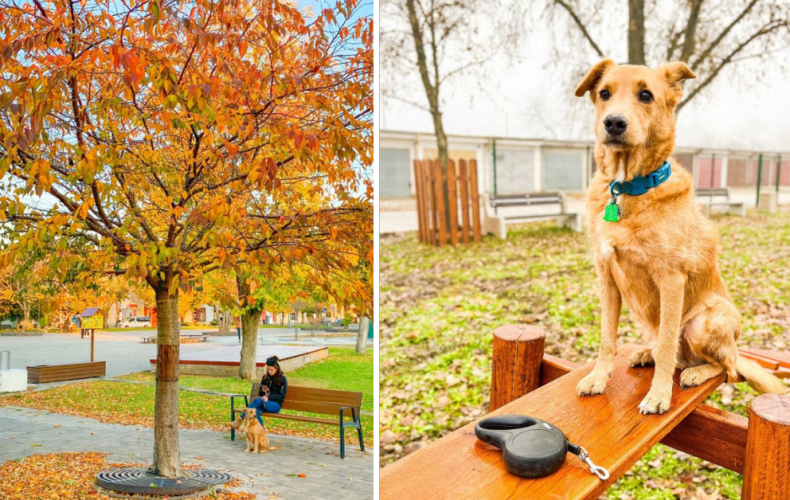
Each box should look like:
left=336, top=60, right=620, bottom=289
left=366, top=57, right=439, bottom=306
left=629, top=347, right=654, bottom=367
left=253, top=451, right=258, bottom=454
left=577, top=371, right=609, bottom=396
left=638, top=387, right=672, bottom=414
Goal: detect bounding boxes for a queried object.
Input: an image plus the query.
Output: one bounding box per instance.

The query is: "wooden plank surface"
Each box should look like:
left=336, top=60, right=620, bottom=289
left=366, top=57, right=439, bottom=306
left=424, top=160, right=435, bottom=245
left=458, top=160, right=471, bottom=244
left=414, top=160, right=426, bottom=243
left=447, top=160, right=459, bottom=245
left=469, top=160, right=482, bottom=241
left=380, top=345, right=724, bottom=500
left=538, top=354, right=748, bottom=473
left=433, top=160, right=447, bottom=246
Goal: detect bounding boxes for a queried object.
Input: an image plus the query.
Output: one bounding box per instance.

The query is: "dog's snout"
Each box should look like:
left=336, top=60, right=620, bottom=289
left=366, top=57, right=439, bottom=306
left=604, top=115, right=628, bottom=136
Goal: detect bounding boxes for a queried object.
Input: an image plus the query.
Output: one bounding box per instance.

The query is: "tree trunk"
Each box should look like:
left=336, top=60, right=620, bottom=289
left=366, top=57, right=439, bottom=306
left=22, top=304, right=31, bottom=330
left=152, top=284, right=182, bottom=478
left=217, top=307, right=231, bottom=334
left=356, top=317, right=370, bottom=354
left=406, top=0, right=451, bottom=231
left=239, top=308, right=262, bottom=380
left=628, top=0, right=646, bottom=65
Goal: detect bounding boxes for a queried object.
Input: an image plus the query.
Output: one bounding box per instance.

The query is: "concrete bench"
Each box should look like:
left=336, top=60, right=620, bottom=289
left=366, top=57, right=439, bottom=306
left=696, top=187, right=746, bottom=216
left=483, top=192, right=583, bottom=239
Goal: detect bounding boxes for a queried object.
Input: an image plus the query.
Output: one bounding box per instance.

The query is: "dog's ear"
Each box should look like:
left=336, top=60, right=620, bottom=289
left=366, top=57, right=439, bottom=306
left=575, top=59, right=616, bottom=99
left=660, top=62, right=696, bottom=89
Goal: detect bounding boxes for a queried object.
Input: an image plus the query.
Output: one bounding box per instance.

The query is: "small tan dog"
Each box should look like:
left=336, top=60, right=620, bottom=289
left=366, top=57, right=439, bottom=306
left=574, top=59, right=787, bottom=415
left=238, top=408, right=270, bottom=453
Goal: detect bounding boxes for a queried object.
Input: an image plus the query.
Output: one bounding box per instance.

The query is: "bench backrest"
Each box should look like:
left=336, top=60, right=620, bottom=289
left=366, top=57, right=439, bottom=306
left=249, top=383, right=363, bottom=417
left=696, top=188, right=729, bottom=198
left=489, top=192, right=563, bottom=208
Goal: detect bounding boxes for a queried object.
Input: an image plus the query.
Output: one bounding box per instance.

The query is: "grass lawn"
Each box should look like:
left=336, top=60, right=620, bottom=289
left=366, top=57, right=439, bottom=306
left=0, top=347, right=373, bottom=447
left=380, top=209, right=790, bottom=499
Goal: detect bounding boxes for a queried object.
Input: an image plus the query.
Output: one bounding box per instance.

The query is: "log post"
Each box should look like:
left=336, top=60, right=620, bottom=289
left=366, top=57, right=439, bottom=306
left=742, top=393, right=790, bottom=500
left=489, top=325, right=545, bottom=411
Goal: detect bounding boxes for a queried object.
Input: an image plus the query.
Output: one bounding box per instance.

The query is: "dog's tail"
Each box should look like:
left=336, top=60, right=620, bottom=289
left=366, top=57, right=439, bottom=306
left=735, top=355, right=789, bottom=395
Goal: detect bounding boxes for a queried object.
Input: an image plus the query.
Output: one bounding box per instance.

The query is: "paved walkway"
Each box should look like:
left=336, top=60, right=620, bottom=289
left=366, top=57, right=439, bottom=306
left=0, top=406, right=373, bottom=499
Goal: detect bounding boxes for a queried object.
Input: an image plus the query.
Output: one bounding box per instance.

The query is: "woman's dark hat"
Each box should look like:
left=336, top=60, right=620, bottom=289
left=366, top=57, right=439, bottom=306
left=266, top=356, right=279, bottom=366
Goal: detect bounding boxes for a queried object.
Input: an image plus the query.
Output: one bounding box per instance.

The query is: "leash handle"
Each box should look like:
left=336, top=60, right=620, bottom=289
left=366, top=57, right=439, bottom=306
left=568, top=443, right=610, bottom=480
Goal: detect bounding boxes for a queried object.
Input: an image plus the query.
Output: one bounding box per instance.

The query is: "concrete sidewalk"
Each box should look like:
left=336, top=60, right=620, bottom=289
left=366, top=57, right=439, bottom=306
left=0, top=406, right=373, bottom=499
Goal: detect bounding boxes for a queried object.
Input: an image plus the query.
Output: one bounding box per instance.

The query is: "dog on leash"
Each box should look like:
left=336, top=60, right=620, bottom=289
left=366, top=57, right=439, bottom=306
left=238, top=408, right=270, bottom=453
left=574, top=59, right=787, bottom=415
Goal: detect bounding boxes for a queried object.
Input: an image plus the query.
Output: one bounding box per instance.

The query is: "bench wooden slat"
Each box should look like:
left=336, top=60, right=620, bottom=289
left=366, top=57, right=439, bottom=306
left=380, top=344, right=724, bottom=500
left=27, top=362, right=106, bottom=383
left=538, top=354, right=750, bottom=473
left=247, top=384, right=362, bottom=409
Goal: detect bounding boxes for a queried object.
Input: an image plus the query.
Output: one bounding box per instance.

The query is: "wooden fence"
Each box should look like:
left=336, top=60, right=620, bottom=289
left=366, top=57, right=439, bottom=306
left=413, top=159, right=482, bottom=246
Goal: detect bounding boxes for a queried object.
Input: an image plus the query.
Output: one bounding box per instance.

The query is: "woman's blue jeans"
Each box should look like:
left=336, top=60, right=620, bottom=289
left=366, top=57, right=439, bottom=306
left=247, top=397, right=281, bottom=425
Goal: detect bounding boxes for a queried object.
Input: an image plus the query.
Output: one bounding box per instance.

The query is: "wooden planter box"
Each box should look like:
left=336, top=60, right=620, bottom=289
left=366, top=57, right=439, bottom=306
left=27, top=361, right=106, bottom=383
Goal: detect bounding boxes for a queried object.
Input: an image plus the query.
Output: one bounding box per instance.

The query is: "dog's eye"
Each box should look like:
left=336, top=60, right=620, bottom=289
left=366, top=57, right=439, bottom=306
left=639, top=90, right=653, bottom=103
left=599, top=89, right=611, bottom=101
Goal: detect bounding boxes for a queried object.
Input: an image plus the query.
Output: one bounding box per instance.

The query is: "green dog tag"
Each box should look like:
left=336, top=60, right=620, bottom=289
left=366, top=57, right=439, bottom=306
left=603, top=203, right=621, bottom=222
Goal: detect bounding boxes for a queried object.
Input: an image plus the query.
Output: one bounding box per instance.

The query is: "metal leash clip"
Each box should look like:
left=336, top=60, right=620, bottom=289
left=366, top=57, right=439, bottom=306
left=575, top=446, right=610, bottom=480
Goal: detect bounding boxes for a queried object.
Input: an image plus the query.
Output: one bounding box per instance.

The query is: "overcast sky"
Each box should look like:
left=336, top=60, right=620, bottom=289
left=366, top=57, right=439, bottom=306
left=381, top=8, right=790, bottom=153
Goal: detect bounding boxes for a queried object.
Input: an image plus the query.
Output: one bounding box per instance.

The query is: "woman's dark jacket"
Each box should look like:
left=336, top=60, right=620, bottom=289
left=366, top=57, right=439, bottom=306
left=259, top=374, right=288, bottom=405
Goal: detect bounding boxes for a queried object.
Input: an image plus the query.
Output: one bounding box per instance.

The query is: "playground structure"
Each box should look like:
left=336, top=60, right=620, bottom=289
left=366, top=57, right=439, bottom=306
left=380, top=325, right=790, bottom=500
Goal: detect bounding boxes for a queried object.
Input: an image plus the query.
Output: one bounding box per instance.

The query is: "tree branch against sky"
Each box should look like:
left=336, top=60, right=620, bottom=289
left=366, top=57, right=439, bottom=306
left=0, top=0, right=371, bottom=478
left=542, top=0, right=790, bottom=110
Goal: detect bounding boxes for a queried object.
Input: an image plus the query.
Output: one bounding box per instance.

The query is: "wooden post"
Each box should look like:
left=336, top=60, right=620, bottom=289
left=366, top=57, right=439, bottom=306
left=90, top=329, right=95, bottom=362
left=742, top=393, right=790, bottom=500
left=489, top=325, right=545, bottom=412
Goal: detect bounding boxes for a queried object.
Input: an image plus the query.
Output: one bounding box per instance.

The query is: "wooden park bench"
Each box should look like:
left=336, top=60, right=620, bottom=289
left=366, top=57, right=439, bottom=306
left=229, top=383, right=365, bottom=459
left=27, top=361, right=106, bottom=383
left=696, top=187, right=746, bottom=216
left=482, top=192, right=583, bottom=239
left=381, top=325, right=790, bottom=500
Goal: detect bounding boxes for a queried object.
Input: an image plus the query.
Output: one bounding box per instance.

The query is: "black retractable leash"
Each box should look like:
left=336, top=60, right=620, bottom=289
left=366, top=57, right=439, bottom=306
left=475, top=415, right=609, bottom=480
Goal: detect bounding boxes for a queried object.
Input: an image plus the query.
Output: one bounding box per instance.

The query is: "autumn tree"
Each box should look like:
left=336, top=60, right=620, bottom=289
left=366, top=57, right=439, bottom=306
left=541, top=0, right=790, bottom=110
left=0, top=0, right=371, bottom=479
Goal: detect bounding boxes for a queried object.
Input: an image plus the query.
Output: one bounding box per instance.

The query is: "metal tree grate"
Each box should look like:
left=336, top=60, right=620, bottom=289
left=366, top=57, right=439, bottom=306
left=96, top=467, right=234, bottom=496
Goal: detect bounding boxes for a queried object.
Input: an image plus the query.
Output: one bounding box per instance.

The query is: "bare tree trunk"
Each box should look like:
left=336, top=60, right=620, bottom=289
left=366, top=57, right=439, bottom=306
left=152, top=283, right=182, bottom=478
left=406, top=0, right=451, bottom=230
left=356, top=317, right=370, bottom=354
left=628, top=0, right=646, bottom=65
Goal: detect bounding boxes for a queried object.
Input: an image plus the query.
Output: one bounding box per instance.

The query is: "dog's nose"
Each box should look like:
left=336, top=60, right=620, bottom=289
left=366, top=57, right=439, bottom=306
left=604, top=115, right=628, bottom=135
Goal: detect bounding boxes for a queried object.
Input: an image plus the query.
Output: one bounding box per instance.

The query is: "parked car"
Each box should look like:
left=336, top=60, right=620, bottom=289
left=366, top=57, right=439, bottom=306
left=118, top=316, right=152, bottom=328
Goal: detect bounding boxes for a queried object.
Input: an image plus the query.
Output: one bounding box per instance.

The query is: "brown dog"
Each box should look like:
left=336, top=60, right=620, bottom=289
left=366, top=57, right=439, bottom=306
left=238, top=408, right=270, bottom=453
left=574, top=59, right=787, bottom=414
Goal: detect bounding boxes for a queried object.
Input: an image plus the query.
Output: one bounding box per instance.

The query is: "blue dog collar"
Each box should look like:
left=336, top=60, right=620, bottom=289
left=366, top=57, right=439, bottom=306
left=609, top=161, right=671, bottom=197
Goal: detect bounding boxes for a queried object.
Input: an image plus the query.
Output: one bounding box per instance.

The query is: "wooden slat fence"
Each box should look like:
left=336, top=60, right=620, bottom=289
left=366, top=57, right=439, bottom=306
left=414, top=159, right=481, bottom=246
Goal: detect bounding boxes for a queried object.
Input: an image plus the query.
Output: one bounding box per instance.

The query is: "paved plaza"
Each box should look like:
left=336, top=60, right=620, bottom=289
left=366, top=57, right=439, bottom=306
left=0, top=328, right=368, bottom=378
left=0, top=406, right=373, bottom=499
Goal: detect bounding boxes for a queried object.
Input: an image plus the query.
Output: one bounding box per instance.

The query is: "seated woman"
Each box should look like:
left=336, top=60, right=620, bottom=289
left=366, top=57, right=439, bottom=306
left=246, top=356, right=288, bottom=426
